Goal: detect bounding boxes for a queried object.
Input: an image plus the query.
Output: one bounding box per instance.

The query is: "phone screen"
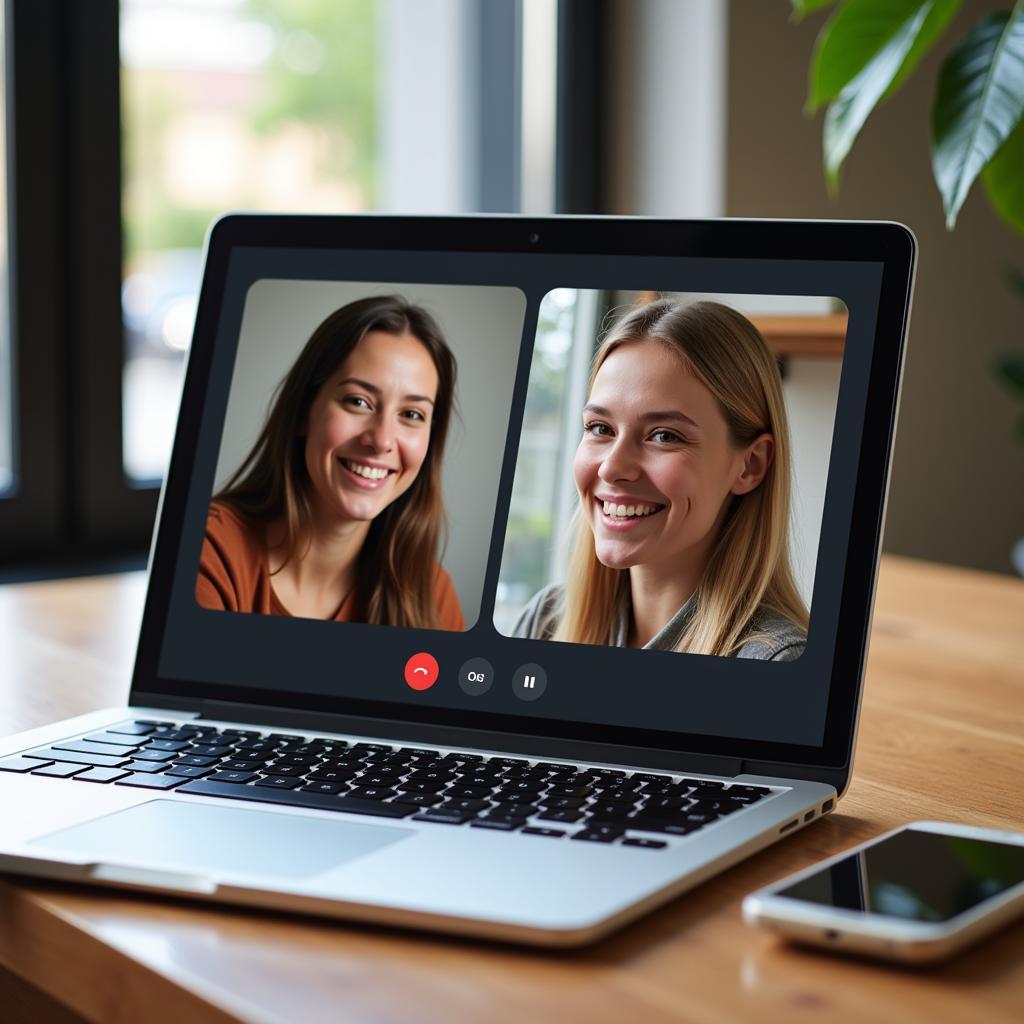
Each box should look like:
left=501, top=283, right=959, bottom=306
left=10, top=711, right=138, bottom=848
left=777, top=829, right=1024, bottom=922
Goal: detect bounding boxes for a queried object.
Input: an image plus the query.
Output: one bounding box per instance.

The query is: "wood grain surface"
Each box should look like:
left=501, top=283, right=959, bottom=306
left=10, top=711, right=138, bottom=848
left=0, top=556, right=1021, bottom=1024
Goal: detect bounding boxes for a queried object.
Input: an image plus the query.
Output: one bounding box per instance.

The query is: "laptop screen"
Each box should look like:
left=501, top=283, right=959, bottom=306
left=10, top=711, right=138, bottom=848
left=138, top=217, right=912, bottom=769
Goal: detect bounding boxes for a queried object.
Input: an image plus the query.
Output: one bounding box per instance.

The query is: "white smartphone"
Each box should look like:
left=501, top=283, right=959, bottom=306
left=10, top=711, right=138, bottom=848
left=742, top=821, right=1024, bottom=963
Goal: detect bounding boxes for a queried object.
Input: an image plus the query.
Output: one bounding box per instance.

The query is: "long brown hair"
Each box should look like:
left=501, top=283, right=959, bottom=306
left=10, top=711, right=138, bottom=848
left=217, top=295, right=457, bottom=628
left=553, top=299, right=808, bottom=655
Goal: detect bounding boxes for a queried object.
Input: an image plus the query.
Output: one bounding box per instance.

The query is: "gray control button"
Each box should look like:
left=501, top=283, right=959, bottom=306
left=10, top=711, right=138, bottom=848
left=512, top=663, right=547, bottom=702
left=458, top=657, right=494, bottom=697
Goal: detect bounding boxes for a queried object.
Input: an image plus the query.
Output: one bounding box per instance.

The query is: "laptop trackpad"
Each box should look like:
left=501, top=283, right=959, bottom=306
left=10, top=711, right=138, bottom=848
left=31, top=799, right=412, bottom=880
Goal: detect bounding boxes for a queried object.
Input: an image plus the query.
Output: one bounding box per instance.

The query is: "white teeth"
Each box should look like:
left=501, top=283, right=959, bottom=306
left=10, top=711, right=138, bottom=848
left=602, top=500, right=658, bottom=518
left=344, top=460, right=389, bottom=480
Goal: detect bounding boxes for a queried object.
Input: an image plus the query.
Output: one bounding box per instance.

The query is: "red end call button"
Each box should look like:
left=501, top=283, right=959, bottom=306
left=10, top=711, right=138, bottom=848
left=404, top=652, right=439, bottom=691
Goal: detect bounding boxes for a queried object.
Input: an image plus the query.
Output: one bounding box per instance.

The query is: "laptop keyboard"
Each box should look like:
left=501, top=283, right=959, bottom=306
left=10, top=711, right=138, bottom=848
left=1, top=720, right=775, bottom=850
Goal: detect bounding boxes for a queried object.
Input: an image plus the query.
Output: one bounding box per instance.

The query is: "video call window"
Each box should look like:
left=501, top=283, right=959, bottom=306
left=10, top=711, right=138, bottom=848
left=495, top=289, right=847, bottom=663
left=194, top=279, right=526, bottom=632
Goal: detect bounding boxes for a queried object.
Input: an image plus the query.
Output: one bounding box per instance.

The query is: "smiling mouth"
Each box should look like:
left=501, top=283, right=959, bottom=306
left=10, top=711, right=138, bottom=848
left=597, top=497, right=666, bottom=519
left=339, top=458, right=396, bottom=483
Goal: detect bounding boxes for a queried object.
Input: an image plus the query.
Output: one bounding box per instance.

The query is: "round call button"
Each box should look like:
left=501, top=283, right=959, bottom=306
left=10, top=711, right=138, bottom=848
left=458, top=657, right=494, bottom=697
left=404, top=652, right=439, bottom=691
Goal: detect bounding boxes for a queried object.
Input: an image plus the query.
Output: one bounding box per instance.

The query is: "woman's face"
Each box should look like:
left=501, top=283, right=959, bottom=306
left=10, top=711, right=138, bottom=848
left=573, top=339, right=771, bottom=575
left=303, top=330, right=439, bottom=526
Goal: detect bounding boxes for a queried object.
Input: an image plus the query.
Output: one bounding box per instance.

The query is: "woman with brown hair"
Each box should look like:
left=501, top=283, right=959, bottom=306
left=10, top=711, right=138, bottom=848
left=195, top=294, right=464, bottom=629
left=514, top=299, right=807, bottom=659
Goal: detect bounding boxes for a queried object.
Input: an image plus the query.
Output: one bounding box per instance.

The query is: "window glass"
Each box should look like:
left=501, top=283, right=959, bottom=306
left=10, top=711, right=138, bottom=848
left=120, top=0, right=378, bottom=483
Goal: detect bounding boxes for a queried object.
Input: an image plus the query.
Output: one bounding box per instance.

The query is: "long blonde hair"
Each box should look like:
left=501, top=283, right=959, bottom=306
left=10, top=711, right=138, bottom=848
left=552, top=299, right=808, bottom=656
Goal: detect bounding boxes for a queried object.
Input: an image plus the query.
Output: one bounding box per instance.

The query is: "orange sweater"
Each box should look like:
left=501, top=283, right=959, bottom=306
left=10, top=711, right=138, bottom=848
left=195, top=502, right=465, bottom=629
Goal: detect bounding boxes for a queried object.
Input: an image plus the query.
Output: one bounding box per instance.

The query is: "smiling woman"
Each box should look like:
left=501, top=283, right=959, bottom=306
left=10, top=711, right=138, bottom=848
left=511, top=300, right=808, bottom=660
left=195, top=295, right=464, bottom=629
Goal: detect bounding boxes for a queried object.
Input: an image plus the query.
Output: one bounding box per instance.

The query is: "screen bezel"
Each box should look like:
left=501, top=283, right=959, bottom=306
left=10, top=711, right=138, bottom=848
left=130, top=213, right=915, bottom=778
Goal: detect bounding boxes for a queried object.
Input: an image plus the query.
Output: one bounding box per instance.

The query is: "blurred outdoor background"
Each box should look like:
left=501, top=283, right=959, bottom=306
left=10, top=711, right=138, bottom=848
left=0, top=0, right=1020, bottom=581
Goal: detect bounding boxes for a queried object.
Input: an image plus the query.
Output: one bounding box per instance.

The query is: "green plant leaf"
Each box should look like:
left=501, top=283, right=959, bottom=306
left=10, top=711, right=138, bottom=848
left=983, top=119, right=1024, bottom=234
left=792, top=0, right=836, bottom=21
left=824, top=3, right=933, bottom=189
left=1006, top=265, right=1024, bottom=298
left=932, top=8, right=1024, bottom=230
left=809, top=0, right=958, bottom=112
left=995, top=353, right=1024, bottom=394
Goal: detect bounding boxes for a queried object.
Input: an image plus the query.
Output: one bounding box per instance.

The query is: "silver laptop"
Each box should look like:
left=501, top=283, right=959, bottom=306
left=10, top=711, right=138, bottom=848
left=0, top=215, right=915, bottom=946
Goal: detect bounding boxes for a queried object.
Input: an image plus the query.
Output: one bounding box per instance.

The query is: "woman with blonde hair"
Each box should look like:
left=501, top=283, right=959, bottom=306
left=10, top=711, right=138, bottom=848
left=196, top=294, right=464, bottom=630
left=514, top=299, right=807, bottom=660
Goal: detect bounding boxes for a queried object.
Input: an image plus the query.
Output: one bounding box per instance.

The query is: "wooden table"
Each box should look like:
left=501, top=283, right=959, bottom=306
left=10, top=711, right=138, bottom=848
left=0, top=556, right=1022, bottom=1023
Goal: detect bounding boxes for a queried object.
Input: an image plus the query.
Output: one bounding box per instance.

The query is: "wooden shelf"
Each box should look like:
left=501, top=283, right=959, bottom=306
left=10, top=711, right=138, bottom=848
left=751, top=313, right=847, bottom=358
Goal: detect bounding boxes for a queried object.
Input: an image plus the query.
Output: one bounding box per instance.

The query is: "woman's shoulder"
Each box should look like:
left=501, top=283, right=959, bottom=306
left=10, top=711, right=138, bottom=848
left=734, top=609, right=807, bottom=662
left=511, top=583, right=565, bottom=640
left=196, top=500, right=267, bottom=613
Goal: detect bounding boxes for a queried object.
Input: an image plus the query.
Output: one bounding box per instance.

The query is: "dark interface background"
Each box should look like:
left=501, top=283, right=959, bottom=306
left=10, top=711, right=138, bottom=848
left=156, top=246, right=885, bottom=749
left=778, top=829, right=1024, bottom=921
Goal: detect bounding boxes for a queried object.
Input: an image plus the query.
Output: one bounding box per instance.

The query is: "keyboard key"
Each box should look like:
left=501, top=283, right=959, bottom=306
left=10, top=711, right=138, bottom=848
left=188, top=744, right=233, bottom=757
left=83, top=732, right=146, bottom=746
left=144, top=739, right=191, bottom=752
left=470, top=818, right=523, bottom=831
left=444, top=785, right=491, bottom=800
left=411, top=809, right=474, bottom=825
left=175, top=755, right=220, bottom=768
left=574, top=823, right=623, bottom=841
left=73, top=767, right=130, bottom=783
left=164, top=765, right=215, bottom=779
left=115, top=774, right=184, bottom=790
left=630, top=773, right=673, bottom=784
left=208, top=770, right=259, bottom=784
left=300, top=781, right=346, bottom=795
left=106, top=722, right=157, bottom=736
left=490, top=801, right=539, bottom=817
left=400, top=792, right=444, bottom=807
left=221, top=758, right=273, bottom=771
left=621, top=837, right=667, bottom=849
left=521, top=827, right=565, bottom=838
left=589, top=801, right=636, bottom=818
left=130, top=749, right=178, bottom=763
left=398, top=780, right=447, bottom=794
left=222, top=729, right=261, bottom=738
left=441, top=798, right=490, bottom=813
left=33, top=763, right=87, bottom=778
left=539, top=796, right=586, bottom=811
left=0, top=756, right=54, bottom=773
left=51, top=739, right=139, bottom=757
left=536, top=810, right=584, bottom=823
left=26, top=748, right=129, bottom=768
left=306, top=768, right=360, bottom=783
left=254, top=776, right=303, bottom=790
left=176, top=780, right=419, bottom=818
left=259, top=764, right=308, bottom=778
left=347, top=786, right=400, bottom=801
left=124, top=759, right=170, bottom=774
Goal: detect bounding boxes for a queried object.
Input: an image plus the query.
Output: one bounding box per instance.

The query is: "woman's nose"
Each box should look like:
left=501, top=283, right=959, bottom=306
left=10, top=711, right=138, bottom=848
left=597, top=438, right=641, bottom=483
left=361, top=418, right=394, bottom=453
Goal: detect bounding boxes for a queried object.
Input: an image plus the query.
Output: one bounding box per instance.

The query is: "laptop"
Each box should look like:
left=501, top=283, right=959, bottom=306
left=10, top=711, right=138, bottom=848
left=0, top=215, right=915, bottom=946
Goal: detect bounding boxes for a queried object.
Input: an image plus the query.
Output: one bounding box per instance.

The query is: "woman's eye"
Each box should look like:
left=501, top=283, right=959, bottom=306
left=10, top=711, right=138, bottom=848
left=651, top=429, right=685, bottom=444
left=583, top=421, right=612, bottom=437
left=402, top=408, right=426, bottom=423
left=344, top=395, right=372, bottom=410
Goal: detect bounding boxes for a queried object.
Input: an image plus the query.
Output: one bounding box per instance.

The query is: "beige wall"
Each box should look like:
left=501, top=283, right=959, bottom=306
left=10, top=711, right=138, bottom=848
left=725, top=0, right=1024, bottom=575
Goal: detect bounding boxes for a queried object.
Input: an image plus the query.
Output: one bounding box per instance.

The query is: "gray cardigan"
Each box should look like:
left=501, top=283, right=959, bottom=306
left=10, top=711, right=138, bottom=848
left=512, top=583, right=806, bottom=661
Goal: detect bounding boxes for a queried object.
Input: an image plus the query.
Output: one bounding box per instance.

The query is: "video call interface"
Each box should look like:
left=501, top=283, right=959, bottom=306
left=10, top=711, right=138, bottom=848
left=157, top=246, right=885, bottom=749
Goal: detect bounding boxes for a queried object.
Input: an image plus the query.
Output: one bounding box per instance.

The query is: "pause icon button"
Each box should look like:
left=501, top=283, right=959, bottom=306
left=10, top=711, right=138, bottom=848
left=512, top=663, right=547, bottom=702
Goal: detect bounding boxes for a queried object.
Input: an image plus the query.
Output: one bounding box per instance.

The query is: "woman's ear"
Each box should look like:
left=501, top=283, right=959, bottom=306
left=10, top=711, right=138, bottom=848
left=731, top=433, right=774, bottom=495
